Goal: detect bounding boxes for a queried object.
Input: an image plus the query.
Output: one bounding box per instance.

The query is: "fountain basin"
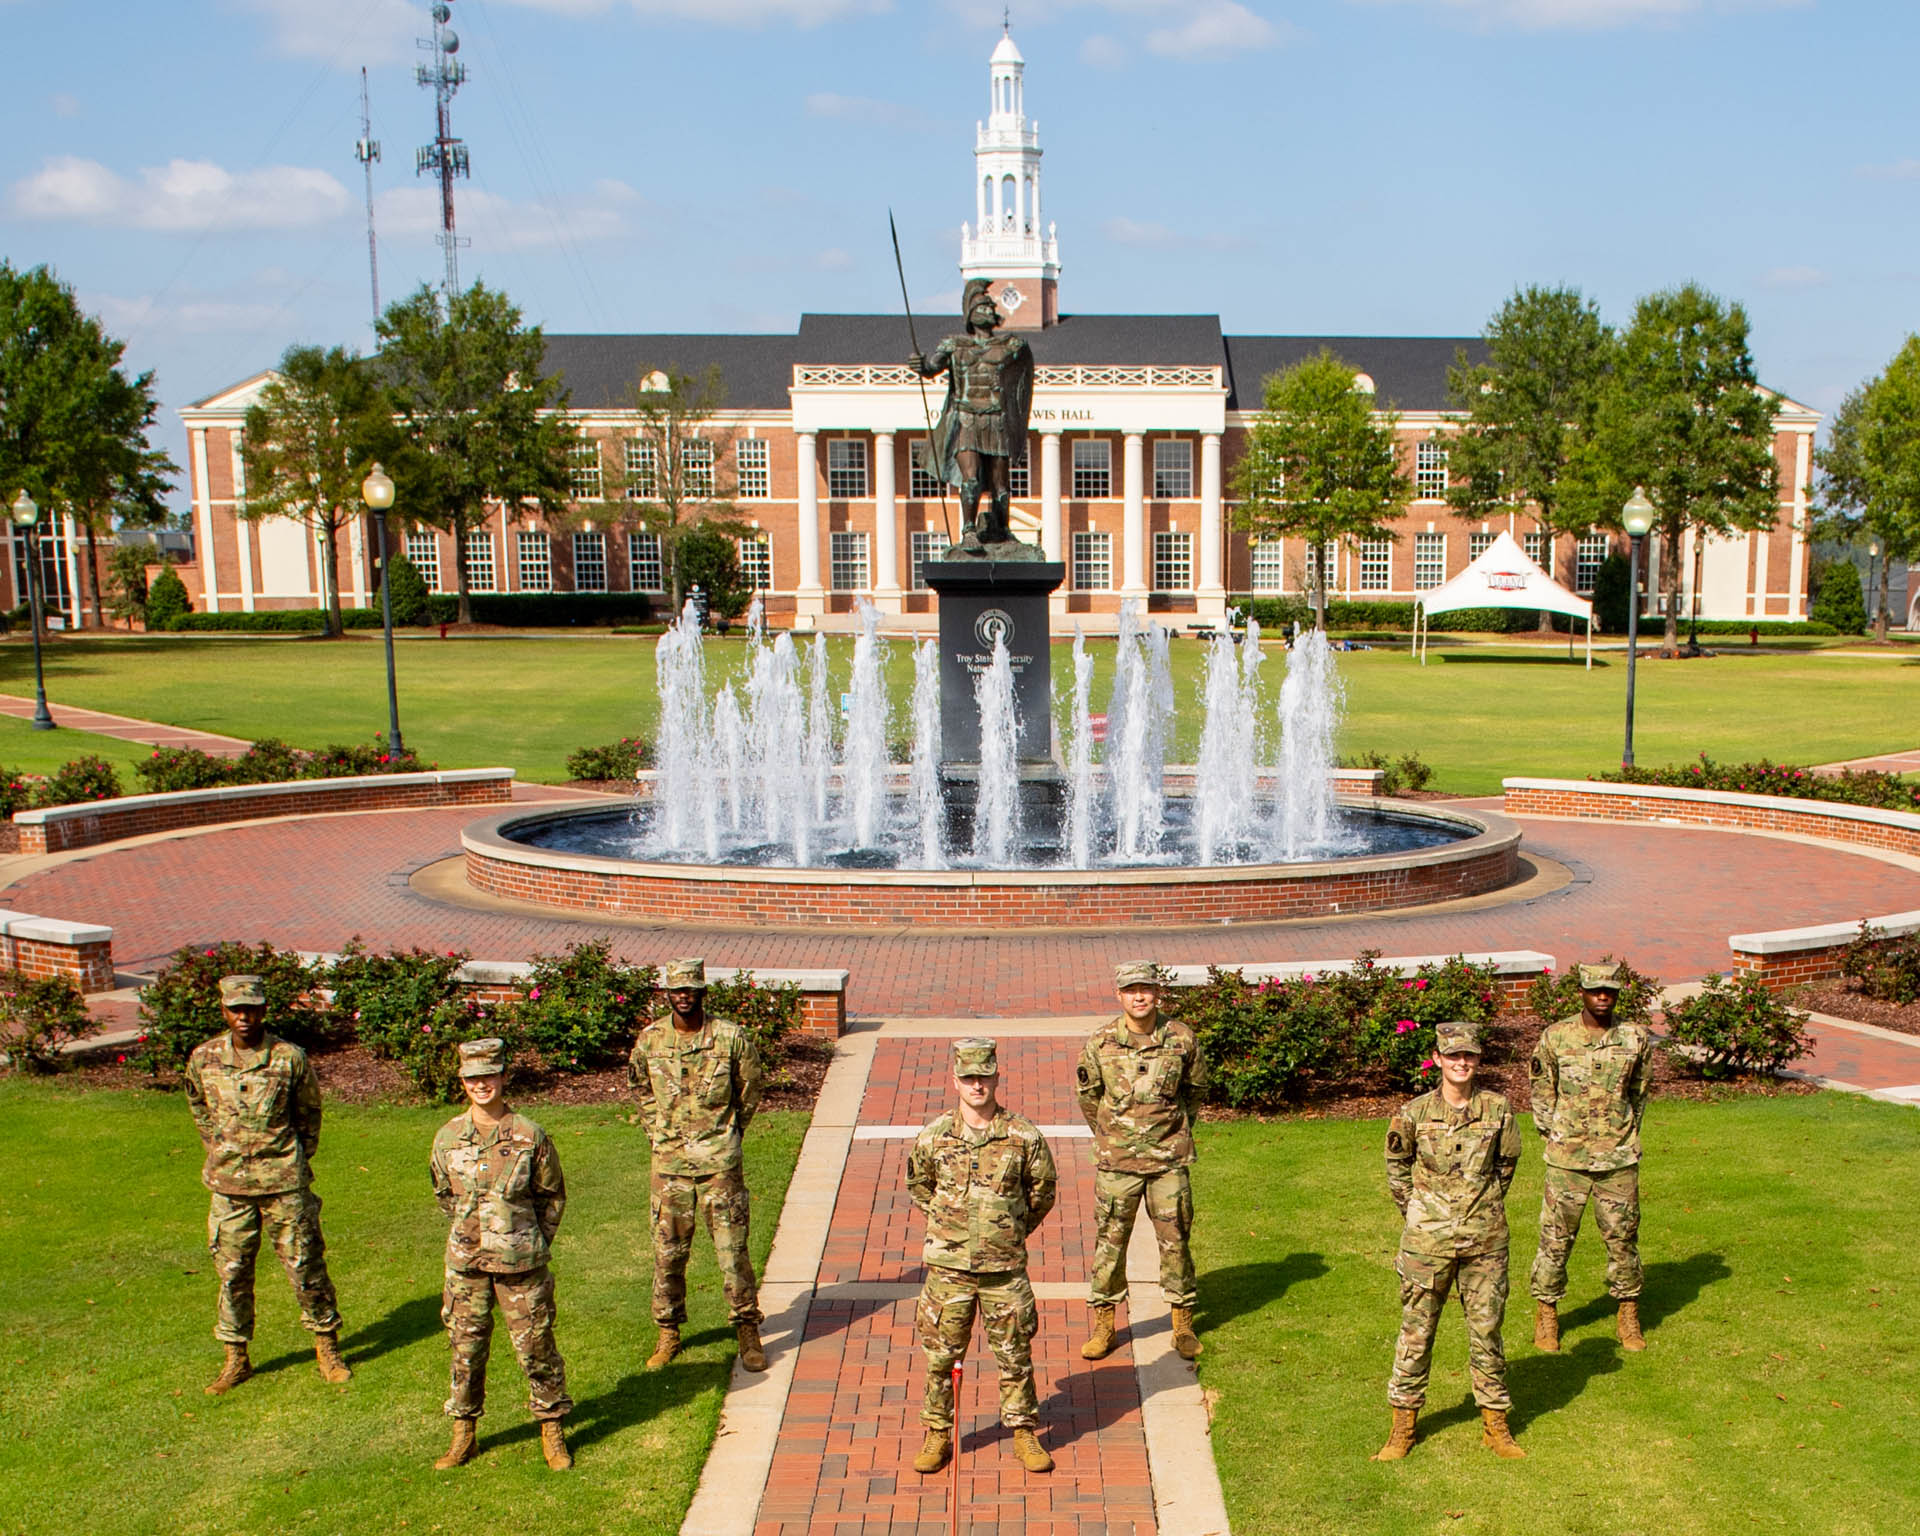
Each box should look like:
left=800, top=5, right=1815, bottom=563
left=460, top=799, right=1523, bottom=929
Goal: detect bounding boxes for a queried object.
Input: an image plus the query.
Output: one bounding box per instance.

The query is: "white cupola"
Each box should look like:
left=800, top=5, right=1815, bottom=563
left=960, top=27, right=1060, bottom=328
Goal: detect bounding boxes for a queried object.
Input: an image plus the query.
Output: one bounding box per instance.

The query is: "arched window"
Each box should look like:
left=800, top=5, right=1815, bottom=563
left=1023, top=173, right=1034, bottom=232
left=1002, top=173, right=1016, bottom=229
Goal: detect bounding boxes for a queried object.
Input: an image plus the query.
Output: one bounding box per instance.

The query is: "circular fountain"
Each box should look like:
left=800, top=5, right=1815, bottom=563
left=461, top=600, right=1523, bottom=929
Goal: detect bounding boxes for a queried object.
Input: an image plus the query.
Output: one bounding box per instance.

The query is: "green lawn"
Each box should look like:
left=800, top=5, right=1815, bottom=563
left=0, top=713, right=158, bottom=781
left=1193, top=1093, right=1919, bottom=1536
left=0, top=1079, right=806, bottom=1536
left=1, top=632, right=1914, bottom=793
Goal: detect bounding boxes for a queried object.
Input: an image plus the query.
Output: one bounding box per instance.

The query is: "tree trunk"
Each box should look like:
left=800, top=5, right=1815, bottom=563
left=83, top=517, right=105, bottom=630
left=1535, top=521, right=1554, bottom=634
left=1689, top=528, right=1706, bottom=642
left=1660, top=521, right=1682, bottom=650
left=1311, top=539, right=1327, bottom=631
left=320, top=516, right=344, bottom=638
left=454, top=511, right=473, bottom=624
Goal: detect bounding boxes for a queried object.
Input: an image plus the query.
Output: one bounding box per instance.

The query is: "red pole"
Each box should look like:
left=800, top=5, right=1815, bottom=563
left=949, top=1361, right=963, bottom=1536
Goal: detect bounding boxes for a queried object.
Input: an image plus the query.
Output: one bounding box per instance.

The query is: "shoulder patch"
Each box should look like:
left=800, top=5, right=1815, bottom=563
left=1386, top=1130, right=1405, bottom=1155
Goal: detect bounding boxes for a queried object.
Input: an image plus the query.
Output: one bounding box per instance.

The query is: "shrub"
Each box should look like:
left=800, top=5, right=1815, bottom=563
left=145, top=565, right=192, bottom=629
left=707, top=971, right=802, bottom=1069
left=1524, top=955, right=1665, bottom=1029
left=509, top=941, right=656, bottom=1074
left=386, top=553, right=432, bottom=626
left=675, top=524, right=753, bottom=621
left=1599, top=753, right=1920, bottom=812
left=1662, top=972, right=1811, bottom=1079
left=171, top=608, right=385, bottom=633
left=0, top=971, right=96, bottom=1073
left=235, top=737, right=304, bottom=783
left=461, top=592, right=653, bottom=628
left=303, top=739, right=427, bottom=777
left=107, top=543, right=150, bottom=627
left=1809, top=559, right=1867, bottom=634
left=1342, top=749, right=1433, bottom=796
left=1591, top=552, right=1632, bottom=635
left=565, top=737, right=654, bottom=781
left=137, top=745, right=235, bottom=794
left=31, top=755, right=122, bottom=807
left=327, top=942, right=495, bottom=1102
left=1354, top=954, right=1507, bottom=1090
left=137, top=941, right=334, bottom=1073
left=1840, top=922, right=1920, bottom=1006
left=0, top=765, right=31, bottom=819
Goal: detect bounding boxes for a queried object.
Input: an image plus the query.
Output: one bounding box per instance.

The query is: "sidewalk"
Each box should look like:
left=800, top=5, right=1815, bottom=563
left=1814, top=747, right=1920, bottom=775
left=0, top=695, right=251, bottom=757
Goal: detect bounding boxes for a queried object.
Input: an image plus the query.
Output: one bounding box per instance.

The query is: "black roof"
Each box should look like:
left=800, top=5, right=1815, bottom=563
left=1223, top=336, right=1486, bottom=412
left=542, top=333, right=798, bottom=411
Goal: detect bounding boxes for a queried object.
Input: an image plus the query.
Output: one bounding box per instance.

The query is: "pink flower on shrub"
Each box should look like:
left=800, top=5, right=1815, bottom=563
left=1415, top=979, right=1429, bottom=991
left=1302, top=973, right=1315, bottom=985
left=529, top=987, right=542, bottom=1001
left=116, top=1054, right=126, bottom=1064
left=1420, top=1058, right=1437, bottom=1072
left=421, top=1023, right=432, bottom=1034
left=1395, top=1019, right=1416, bottom=1035
left=614, top=994, right=626, bottom=1004
left=1401, top=979, right=1417, bottom=990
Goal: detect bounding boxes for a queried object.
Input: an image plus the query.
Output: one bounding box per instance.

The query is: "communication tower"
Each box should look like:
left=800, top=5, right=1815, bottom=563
left=415, top=0, right=470, bottom=299
left=354, top=67, right=382, bottom=328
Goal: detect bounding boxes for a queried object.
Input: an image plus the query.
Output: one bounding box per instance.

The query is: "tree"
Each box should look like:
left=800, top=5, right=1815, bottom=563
left=1590, top=552, right=1632, bottom=635
left=1808, top=557, right=1867, bottom=634
left=1566, top=284, right=1780, bottom=651
left=146, top=563, right=191, bottom=629
left=1816, top=336, right=1920, bottom=638
left=106, top=541, right=150, bottom=628
left=241, top=345, right=392, bottom=638
left=674, top=522, right=751, bottom=620
left=620, top=365, right=743, bottom=610
left=376, top=283, right=574, bottom=624
left=1444, top=286, right=1614, bottom=630
left=1229, top=349, right=1411, bottom=630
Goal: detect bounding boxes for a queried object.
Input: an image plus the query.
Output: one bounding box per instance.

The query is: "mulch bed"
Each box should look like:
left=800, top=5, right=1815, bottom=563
left=0, top=822, right=18, bottom=854
left=1795, top=982, right=1920, bottom=1038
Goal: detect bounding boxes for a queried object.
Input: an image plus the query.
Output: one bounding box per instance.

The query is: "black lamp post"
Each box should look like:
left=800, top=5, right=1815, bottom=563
left=10, top=490, right=55, bottom=731
left=360, top=463, right=404, bottom=757
left=1620, top=486, right=1656, bottom=769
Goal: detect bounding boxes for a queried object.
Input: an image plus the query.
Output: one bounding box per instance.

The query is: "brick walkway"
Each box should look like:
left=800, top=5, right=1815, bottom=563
left=0, top=694, right=251, bottom=756
left=1815, top=746, right=1920, bottom=775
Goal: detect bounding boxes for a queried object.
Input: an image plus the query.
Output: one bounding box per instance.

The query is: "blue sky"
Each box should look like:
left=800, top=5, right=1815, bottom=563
left=2, top=0, right=1916, bottom=512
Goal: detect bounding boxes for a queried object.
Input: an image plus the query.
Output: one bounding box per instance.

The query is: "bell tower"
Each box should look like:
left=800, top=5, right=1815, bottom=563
left=959, top=28, right=1060, bottom=329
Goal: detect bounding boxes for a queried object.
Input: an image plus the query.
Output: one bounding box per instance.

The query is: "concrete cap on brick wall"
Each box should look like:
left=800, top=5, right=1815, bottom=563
left=297, top=953, right=847, bottom=995
left=1161, top=951, right=1554, bottom=987
left=1502, top=777, right=1920, bottom=833
left=13, top=768, right=517, bottom=825
left=0, top=909, right=114, bottom=945
left=1730, top=909, right=1920, bottom=956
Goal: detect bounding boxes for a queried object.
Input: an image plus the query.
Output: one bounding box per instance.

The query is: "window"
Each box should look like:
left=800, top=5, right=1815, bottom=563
left=1359, top=539, right=1392, bottom=591
left=682, top=439, right=714, bottom=498
left=1250, top=540, right=1285, bottom=592
left=404, top=531, right=440, bottom=592
left=573, top=531, right=607, bottom=592
left=465, top=532, right=497, bottom=594
left=1071, top=530, right=1111, bottom=591
left=909, top=440, right=944, bottom=499
left=830, top=530, right=869, bottom=591
left=517, top=531, right=552, bottom=592
left=567, top=440, right=603, bottom=501
left=735, top=438, right=769, bottom=500
left=737, top=535, right=772, bottom=591
left=1316, top=542, right=1340, bottom=595
left=625, top=439, right=656, bottom=499
left=628, top=531, right=663, bottom=591
left=1469, top=531, right=1495, bottom=562
left=827, top=438, right=868, bottom=498
left=1575, top=532, right=1609, bottom=593
left=1071, top=439, right=1111, bottom=499
left=1009, top=447, right=1029, bottom=498
left=910, top=530, right=949, bottom=590
left=1415, top=440, right=1449, bottom=501
left=1153, top=531, right=1192, bottom=591
left=1153, top=440, right=1193, bottom=499
left=1414, top=532, right=1445, bottom=590
left=1524, top=531, right=1551, bottom=575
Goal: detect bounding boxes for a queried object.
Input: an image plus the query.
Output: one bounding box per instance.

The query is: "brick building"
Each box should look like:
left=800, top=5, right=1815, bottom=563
left=168, top=29, right=1832, bottom=632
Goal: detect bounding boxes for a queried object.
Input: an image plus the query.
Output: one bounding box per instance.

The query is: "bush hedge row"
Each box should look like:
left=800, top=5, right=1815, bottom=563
left=135, top=738, right=428, bottom=794
left=158, top=592, right=656, bottom=632
left=1229, top=596, right=1838, bottom=638
left=1598, top=753, right=1920, bottom=811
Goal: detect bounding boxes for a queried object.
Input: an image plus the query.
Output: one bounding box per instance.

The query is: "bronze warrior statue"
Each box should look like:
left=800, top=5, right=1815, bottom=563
left=909, top=278, right=1037, bottom=556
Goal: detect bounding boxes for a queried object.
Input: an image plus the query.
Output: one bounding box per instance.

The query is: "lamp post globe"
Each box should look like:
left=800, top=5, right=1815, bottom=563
left=1620, top=486, right=1654, bottom=770
left=360, top=464, right=405, bottom=758
left=10, top=489, right=55, bottom=731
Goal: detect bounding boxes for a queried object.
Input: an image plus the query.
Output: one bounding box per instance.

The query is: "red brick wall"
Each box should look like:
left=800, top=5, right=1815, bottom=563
left=1502, top=783, right=1920, bottom=858
left=3, top=935, right=114, bottom=993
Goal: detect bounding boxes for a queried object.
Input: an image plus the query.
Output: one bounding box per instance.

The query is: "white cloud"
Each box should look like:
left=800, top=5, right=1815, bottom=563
left=1349, top=0, right=1807, bottom=30
left=1858, top=159, right=1920, bottom=181
left=815, top=248, right=855, bottom=271
left=805, top=92, right=930, bottom=129
left=1758, top=265, right=1826, bottom=290
left=89, top=292, right=292, bottom=335
left=501, top=0, right=892, bottom=23
left=1080, top=33, right=1127, bottom=69
left=1147, top=1, right=1286, bottom=56
left=11, top=155, right=352, bottom=231
left=374, top=179, right=641, bottom=247
left=227, top=0, right=418, bottom=67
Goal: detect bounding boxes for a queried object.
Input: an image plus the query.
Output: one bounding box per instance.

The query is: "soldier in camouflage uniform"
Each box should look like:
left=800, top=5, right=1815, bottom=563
left=1529, top=961, right=1657, bottom=1353
left=184, top=975, right=350, bottom=1396
left=1374, top=1020, right=1525, bottom=1462
left=628, top=958, right=768, bottom=1373
left=1077, top=961, right=1208, bottom=1362
left=907, top=1038, right=1059, bottom=1476
left=429, top=1037, right=574, bottom=1471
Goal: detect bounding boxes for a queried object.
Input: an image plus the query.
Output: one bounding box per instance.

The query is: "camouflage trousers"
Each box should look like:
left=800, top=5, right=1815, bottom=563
left=917, top=1266, right=1040, bottom=1430
left=650, top=1168, right=761, bottom=1327
left=206, top=1189, right=342, bottom=1345
left=1388, top=1249, right=1511, bottom=1411
left=1088, top=1167, right=1196, bottom=1308
left=442, top=1263, right=572, bottom=1422
left=1529, top=1163, right=1643, bottom=1303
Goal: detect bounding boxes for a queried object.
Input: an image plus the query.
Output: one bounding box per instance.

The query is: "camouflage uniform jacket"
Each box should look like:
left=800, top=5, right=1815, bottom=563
left=184, top=1033, right=321, bottom=1196
left=908, top=1110, right=1058, bottom=1273
left=1530, top=1018, right=1656, bottom=1172
left=430, top=1109, right=567, bottom=1274
left=1386, top=1088, right=1520, bottom=1258
left=627, top=1015, right=765, bottom=1177
left=1076, top=1014, right=1207, bottom=1174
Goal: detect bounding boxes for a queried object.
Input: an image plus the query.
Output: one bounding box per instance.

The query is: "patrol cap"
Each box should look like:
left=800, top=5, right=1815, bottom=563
left=663, top=958, right=707, bottom=990
left=952, top=1038, right=998, bottom=1077
left=219, top=975, right=266, bottom=1007
left=1114, top=961, right=1163, bottom=989
left=1577, top=962, right=1626, bottom=993
left=457, top=1037, right=510, bottom=1079
left=1434, top=1021, right=1484, bottom=1056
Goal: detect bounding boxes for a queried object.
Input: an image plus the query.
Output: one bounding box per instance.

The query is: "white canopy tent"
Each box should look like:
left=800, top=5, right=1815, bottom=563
left=1413, top=530, right=1593, bottom=668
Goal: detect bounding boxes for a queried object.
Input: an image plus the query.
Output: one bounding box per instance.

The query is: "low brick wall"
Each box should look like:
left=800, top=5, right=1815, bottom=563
left=13, top=769, right=516, bottom=855
left=1729, top=909, right=1920, bottom=992
left=1503, top=777, right=1920, bottom=858
left=1162, top=951, right=1555, bottom=1014
left=0, top=908, right=115, bottom=992
left=627, top=765, right=1389, bottom=802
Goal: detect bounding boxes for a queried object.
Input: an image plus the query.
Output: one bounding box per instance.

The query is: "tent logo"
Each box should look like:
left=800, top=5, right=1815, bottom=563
left=1484, top=570, right=1528, bottom=591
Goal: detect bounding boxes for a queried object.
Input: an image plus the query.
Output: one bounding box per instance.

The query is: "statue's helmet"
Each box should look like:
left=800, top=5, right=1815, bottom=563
left=962, top=278, right=998, bottom=326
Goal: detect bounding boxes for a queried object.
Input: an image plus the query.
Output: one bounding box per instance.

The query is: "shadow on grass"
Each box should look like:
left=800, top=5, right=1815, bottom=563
left=340, top=1293, right=445, bottom=1368
left=1559, top=1251, right=1732, bottom=1335
left=1432, top=654, right=1611, bottom=667
left=487, top=1361, right=720, bottom=1454
left=1199, top=1253, right=1330, bottom=1331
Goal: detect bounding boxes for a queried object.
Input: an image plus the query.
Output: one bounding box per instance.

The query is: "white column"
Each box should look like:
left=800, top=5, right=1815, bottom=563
left=794, top=432, right=824, bottom=622
left=1121, top=431, right=1147, bottom=597
left=1790, top=428, right=1812, bottom=618
left=230, top=437, right=255, bottom=611
left=1040, top=429, right=1066, bottom=617
left=1197, top=431, right=1225, bottom=619
left=190, top=427, right=220, bottom=613
left=872, top=431, right=901, bottom=612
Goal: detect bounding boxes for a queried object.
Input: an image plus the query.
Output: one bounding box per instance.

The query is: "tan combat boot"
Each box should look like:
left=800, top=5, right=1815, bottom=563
left=646, top=1326, right=680, bottom=1370
left=911, top=1428, right=951, bottom=1474
left=1371, top=1407, right=1417, bottom=1461
left=1480, top=1408, right=1526, bottom=1459
left=1533, top=1301, right=1560, bottom=1353
left=313, top=1331, right=352, bottom=1384
left=736, top=1321, right=768, bottom=1373
left=1011, top=1428, right=1054, bottom=1473
left=1080, top=1305, right=1117, bottom=1361
left=204, top=1343, right=252, bottom=1396
left=434, top=1418, right=477, bottom=1470
left=1170, top=1305, right=1203, bottom=1361
left=540, top=1420, right=573, bottom=1471
left=1617, top=1299, right=1646, bottom=1351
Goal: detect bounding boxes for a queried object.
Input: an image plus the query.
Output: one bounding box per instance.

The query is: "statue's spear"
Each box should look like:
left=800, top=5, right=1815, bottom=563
left=891, top=210, right=954, bottom=544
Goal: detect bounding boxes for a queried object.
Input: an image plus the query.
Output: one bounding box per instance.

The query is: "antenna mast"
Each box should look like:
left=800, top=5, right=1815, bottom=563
left=354, top=67, right=382, bottom=330
left=415, top=0, right=470, bottom=301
